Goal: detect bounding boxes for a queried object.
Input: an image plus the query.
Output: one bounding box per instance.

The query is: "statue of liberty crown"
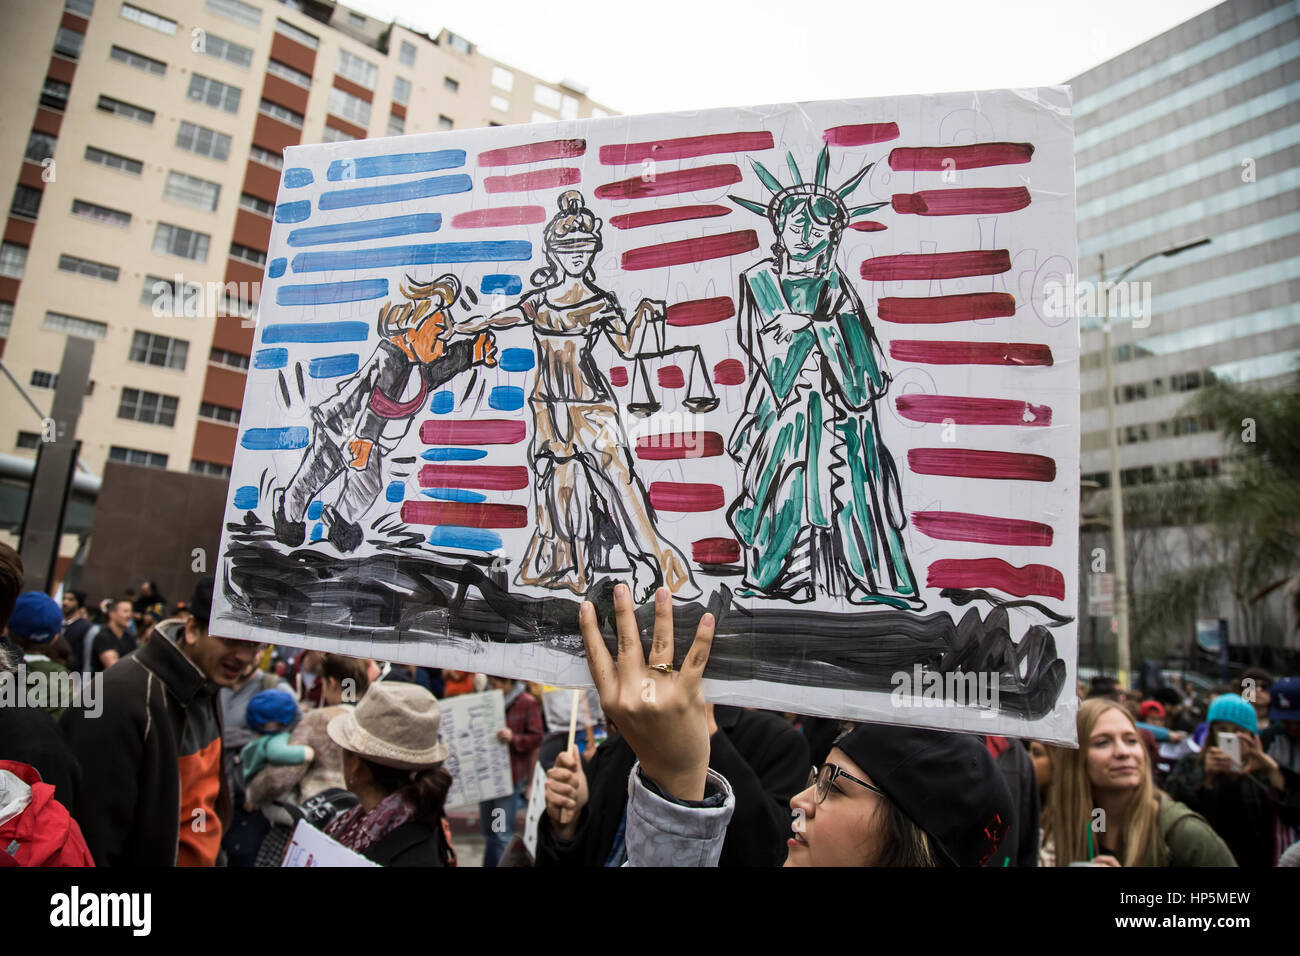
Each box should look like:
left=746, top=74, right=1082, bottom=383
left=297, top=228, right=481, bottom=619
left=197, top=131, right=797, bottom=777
left=729, top=145, right=887, bottom=225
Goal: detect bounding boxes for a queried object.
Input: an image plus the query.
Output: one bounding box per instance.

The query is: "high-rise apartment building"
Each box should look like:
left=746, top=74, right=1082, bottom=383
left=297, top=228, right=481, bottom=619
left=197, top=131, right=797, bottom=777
left=0, top=0, right=612, bottom=485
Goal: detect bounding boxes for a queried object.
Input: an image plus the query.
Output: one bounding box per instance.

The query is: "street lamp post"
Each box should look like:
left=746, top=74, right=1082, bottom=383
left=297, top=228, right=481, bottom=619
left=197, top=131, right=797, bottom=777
left=1098, top=236, right=1211, bottom=690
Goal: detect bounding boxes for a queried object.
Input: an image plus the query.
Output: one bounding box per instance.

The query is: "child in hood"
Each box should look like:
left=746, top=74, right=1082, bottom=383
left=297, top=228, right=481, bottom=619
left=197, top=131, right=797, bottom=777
left=241, top=690, right=314, bottom=783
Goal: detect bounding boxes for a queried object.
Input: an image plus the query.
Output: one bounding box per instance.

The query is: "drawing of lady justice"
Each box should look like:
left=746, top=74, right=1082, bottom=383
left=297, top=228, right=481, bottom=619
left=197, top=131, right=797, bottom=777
left=454, top=191, right=700, bottom=603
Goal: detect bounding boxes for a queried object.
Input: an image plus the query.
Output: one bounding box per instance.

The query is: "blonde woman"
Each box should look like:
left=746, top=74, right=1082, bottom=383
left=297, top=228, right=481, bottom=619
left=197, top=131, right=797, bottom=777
left=1043, top=698, right=1235, bottom=866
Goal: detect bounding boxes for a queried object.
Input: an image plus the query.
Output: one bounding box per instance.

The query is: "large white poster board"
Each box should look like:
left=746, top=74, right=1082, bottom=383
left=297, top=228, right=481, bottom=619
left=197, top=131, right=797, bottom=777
left=214, top=88, right=1079, bottom=743
left=439, top=689, right=514, bottom=807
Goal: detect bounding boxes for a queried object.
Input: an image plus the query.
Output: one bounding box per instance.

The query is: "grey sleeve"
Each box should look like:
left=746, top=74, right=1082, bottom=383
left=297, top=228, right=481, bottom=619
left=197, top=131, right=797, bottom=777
left=623, top=762, right=734, bottom=868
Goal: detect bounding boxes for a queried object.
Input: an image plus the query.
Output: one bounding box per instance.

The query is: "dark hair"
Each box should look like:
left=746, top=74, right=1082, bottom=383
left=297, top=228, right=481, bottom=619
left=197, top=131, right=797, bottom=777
left=533, top=190, right=601, bottom=287
left=363, top=759, right=452, bottom=826
left=1240, top=668, right=1272, bottom=691
left=0, top=544, right=22, bottom=632
left=321, top=654, right=371, bottom=698
left=67, top=589, right=87, bottom=609
left=770, top=194, right=844, bottom=261
left=871, top=798, right=938, bottom=867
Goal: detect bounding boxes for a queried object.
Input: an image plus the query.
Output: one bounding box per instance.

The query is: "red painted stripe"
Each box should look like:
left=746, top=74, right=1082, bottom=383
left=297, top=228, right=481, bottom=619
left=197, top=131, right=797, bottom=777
left=400, top=500, right=529, bottom=528
left=892, top=187, right=1031, bottom=216
left=889, top=340, right=1053, bottom=366
left=878, top=293, right=1016, bottom=324
left=622, top=230, right=759, bottom=271
left=927, top=558, right=1064, bottom=600
left=477, top=139, right=587, bottom=167
left=599, top=131, right=774, bottom=165
left=483, top=167, right=581, bottom=194
left=419, top=419, right=526, bottom=445
left=907, top=448, right=1056, bottom=481
left=417, top=465, right=529, bottom=491
left=848, top=221, right=887, bottom=232
left=609, top=204, right=731, bottom=230
left=666, top=296, right=735, bottom=327
left=823, top=122, right=900, bottom=147
left=451, top=205, right=547, bottom=228
left=912, top=511, right=1053, bottom=547
left=693, top=537, right=741, bottom=564
left=657, top=365, right=685, bottom=388
left=594, top=164, right=741, bottom=201
left=609, top=366, right=628, bottom=386
left=649, top=481, right=726, bottom=512
left=713, top=358, right=746, bottom=385
left=635, top=431, right=724, bottom=461
left=888, top=143, right=1035, bottom=171
left=862, top=250, right=1011, bottom=282
left=895, top=394, right=1052, bottom=426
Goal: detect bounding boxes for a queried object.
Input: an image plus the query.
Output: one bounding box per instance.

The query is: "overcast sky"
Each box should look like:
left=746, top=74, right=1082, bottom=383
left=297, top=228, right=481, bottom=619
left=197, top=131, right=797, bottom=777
left=344, top=0, right=1223, bottom=114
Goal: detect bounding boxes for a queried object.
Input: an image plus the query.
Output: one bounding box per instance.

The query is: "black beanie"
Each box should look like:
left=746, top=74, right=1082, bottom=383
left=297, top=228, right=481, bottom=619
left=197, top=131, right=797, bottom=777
left=834, top=723, right=1013, bottom=867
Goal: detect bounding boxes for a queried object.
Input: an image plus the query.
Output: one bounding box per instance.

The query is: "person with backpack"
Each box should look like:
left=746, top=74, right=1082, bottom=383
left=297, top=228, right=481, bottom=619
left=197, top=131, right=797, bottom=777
left=0, top=759, right=94, bottom=867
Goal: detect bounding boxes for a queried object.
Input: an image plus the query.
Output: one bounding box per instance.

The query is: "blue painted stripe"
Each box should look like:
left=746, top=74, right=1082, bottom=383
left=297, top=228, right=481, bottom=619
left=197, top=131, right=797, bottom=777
left=326, top=150, right=467, bottom=181
left=499, top=347, right=535, bottom=372
left=253, top=347, right=288, bottom=369
left=275, top=200, right=312, bottom=223
left=291, top=241, right=532, bottom=274
left=307, top=501, right=323, bottom=520
left=317, top=173, right=473, bottom=210
left=267, top=258, right=287, bottom=278
left=241, top=426, right=309, bottom=450
left=420, top=447, right=487, bottom=461
left=308, top=353, right=360, bottom=378
left=232, top=485, right=259, bottom=509
left=310, top=522, right=323, bottom=541
left=286, top=213, right=442, bottom=248
left=421, top=488, right=487, bottom=503
left=283, top=167, right=313, bottom=188
left=430, top=390, right=455, bottom=414
left=428, top=525, right=502, bottom=551
left=385, top=481, right=405, bottom=502
left=481, top=274, right=522, bottom=295
left=262, top=321, right=370, bottom=344
left=488, top=385, right=525, bottom=411
left=276, top=279, right=389, bottom=306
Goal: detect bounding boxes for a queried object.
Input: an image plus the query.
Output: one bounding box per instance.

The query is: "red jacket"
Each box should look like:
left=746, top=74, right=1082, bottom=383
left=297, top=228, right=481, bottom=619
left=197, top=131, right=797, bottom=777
left=0, top=760, right=94, bottom=867
left=504, top=690, right=543, bottom=786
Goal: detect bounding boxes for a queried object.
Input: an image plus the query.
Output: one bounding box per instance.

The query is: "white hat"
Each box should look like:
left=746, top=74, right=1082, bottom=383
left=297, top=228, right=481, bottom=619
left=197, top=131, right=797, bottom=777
left=327, top=681, right=449, bottom=770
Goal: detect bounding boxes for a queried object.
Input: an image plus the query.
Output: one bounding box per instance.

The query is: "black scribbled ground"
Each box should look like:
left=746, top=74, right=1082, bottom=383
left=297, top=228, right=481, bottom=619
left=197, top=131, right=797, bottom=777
left=220, top=512, right=1067, bottom=721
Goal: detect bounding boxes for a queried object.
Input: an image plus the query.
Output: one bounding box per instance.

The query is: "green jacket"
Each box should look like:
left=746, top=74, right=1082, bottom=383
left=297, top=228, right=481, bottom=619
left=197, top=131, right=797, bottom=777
left=1156, top=794, right=1237, bottom=866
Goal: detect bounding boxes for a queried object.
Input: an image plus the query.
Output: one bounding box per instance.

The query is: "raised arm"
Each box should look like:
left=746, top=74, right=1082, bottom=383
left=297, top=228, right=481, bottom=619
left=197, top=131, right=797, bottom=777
left=603, top=296, right=662, bottom=359
left=455, top=301, right=532, bottom=334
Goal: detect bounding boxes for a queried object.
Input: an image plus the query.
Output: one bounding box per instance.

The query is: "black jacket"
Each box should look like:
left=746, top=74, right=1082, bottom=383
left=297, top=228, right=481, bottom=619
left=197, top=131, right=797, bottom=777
left=364, top=819, right=450, bottom=867
left=537, top=706, right=810, bottom=867
left=982, top=739, right=1040, bottom=867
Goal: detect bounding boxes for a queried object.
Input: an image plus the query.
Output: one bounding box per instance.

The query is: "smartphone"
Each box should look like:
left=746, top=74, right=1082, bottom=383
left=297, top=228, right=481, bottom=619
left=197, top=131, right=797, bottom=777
left=1216, top=731, right=1241, bottom=768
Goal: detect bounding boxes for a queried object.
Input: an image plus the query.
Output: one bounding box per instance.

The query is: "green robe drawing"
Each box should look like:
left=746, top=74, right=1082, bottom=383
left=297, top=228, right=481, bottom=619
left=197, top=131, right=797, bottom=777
left=726, top=260, right=922, bottom=608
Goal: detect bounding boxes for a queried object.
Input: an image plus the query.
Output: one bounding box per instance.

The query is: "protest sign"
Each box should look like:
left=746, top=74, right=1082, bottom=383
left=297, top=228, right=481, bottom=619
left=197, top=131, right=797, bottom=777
left=523, top=760, right=548, bottom=859
left=439, top=689, right=514, bottom=807
left=282, top=819, right=379, bottom=867
left=214, top=88, right=1079, bottom=742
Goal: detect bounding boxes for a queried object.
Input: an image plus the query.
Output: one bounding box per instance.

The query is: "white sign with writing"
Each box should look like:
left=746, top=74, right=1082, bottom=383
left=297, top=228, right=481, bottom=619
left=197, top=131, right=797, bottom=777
left=440, top=689, right=513, bottom=808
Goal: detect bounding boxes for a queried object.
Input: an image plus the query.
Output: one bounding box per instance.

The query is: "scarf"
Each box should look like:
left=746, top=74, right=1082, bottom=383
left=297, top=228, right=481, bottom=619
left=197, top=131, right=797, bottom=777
left=325, top=790, right=416, bottom=853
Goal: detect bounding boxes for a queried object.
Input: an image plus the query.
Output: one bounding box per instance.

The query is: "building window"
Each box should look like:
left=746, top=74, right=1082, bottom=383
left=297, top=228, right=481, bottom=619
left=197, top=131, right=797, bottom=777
left=336, top=49, right=377, bottom=90
left=205, top=0, right=261, bottom=29
left=96, top=95, right=155, bottom=124
left=248, top=144, right=282, bottom=169
left=84, top=146, right=144, bottom=175
left=130, top=331, right=188, bottom=369
left=238, top=192, right=274, bottom=216
left=392, top=75, right=411, bottom=106
left=0, top=302, right=12, bottom=338
left=65, top=0, right=95, bottom=17
left=11, top=186, right=41, bottom=219
left=0, top=244, right=27, bottom=279
left=40, top=78, right=70, bottom=111
left=31, top=370, right=58, bottom=389
left=443, top=76, right=459, bottom=94
left=490, top=95, right=509, bottom=113
left=16, top=431, right=41, bottom=450
left=153, top=223, right=210, bottom=262
left=399, top=40, right=416, bottom=67
left=43, top=311, right=107, bottom=340
left=142, top=274, right=201, bottom=313
left=176, top=121, right=231, bottom=161
left=54, top=26, right=84, bottom=60
left=445, top=32, right=471, bottom=55
left=25, top=131, right=57, bottom=163
left=188, top=73, right=242, bottom=113
left=327, top=87, right=370, bottom=127
left=191, top=459, right=230, bottom=477
left=58, top=254, right=119, bottom=282
left=199, top=402, right=240, bottom=424
left=259, top=98, right=304, bottom=128
left=120, top=3, right=177, bottom=35
left=561, top=94, right=579, bottom=120
left=110, top=446, right=168, bottom=469
left=386, top=113, right=404, bottom=137
left=209, top=346, right=249, bottom=370
left=229, top=242, right=266, bottom=266
left=491, top=67, right=513, bottom=91
left=591, top=107, right=610, bottom=119
left=163, top=171, right=221, bottom=211
left=109, top=44, right=166, bottom=75
left=320, top=125, right=357, bottom=143
left=266, top=58, right=311, bottom=88
left=347, top=11, right=365, bottom=27
left=437, top=115, right=453, bottom=131
left=72, top=199, right=131, bottom=226
left=203, top=32, right=253, bottom=68
left=118, top=388, right=178, bottom=426
left=274, top=18, right=317, bottom=49
left=534, top=85, right=562, bottom=111
left=531, top=110, right=553, bottom=125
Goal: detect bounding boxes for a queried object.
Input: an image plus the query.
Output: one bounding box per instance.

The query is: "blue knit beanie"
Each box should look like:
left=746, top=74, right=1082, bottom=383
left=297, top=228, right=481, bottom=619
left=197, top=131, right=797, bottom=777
left=246, top=688, right=299, bottom=732
left=1206, top=694, right=1258, bottom=734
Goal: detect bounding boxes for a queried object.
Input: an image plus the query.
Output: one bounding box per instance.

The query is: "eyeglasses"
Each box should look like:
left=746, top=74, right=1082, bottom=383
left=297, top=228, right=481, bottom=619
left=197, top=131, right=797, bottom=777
left=806, top=763, right=886, bottom=805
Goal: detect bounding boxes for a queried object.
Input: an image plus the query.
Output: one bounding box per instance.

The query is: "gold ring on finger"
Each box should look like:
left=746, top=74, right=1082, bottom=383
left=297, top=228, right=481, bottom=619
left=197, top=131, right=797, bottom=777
left=648, top=663, right=673, bottom=674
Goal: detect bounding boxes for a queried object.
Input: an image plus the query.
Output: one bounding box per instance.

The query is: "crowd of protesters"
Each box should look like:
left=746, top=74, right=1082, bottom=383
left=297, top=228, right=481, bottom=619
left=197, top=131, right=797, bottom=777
left=1, top=544, right=1298, bottom=868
